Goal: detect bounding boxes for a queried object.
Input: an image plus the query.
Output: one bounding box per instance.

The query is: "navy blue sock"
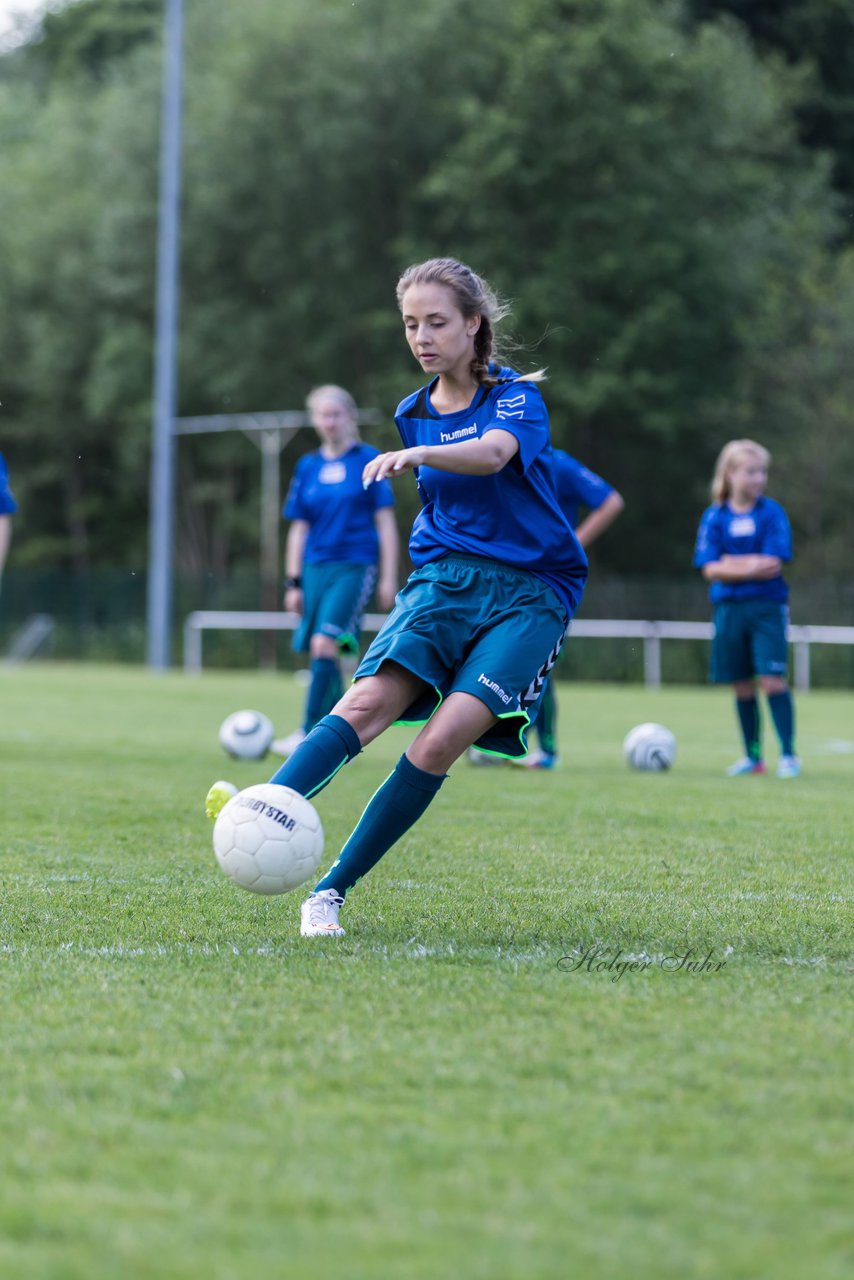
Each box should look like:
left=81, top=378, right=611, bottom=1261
left=735, top=696, right=762, bottom=761
left=268, top=714, right=361, bottom=799
left=303, top=657, right=340, bottom=732
left=767, top=690, right=795, bottom=756
left=314, top=753, right=446, bottom=898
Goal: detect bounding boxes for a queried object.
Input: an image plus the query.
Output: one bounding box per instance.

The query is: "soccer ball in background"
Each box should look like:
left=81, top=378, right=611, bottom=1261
left=623, top=722, right=677, bottom=772
left=218, top=709, right=274, bottom=760
left=212, top=783, right=324, bottom=895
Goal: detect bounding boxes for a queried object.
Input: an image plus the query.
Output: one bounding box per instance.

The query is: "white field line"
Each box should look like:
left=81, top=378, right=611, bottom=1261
left=0, top=940, right=840, bottom=968
left=5, top=873, right=849, bottom=907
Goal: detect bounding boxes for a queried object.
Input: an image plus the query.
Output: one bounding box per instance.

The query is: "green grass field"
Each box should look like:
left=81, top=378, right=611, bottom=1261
left=1, top=663, right=851, bottom=1280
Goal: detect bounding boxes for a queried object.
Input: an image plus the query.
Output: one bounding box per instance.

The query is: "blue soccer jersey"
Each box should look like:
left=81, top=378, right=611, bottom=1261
left=551, top=448, right=614, bottom=528
left=395, top=369, right=588, bottom=617
left=693, top=496, right=792, bottom=603
left=0, top=453, right=17, bottom=515
left=284, top=443, right=395, bottom=565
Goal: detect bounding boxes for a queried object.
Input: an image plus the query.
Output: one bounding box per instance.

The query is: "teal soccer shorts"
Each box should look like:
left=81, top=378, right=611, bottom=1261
left=354, top=553, right=570, bottom=759
left=710, top=600, right=790, bottom=683
left=294, top=562, right=377, bottom=655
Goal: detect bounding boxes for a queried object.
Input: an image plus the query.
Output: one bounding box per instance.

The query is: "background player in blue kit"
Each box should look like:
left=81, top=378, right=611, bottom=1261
left=518, top=449, right=624, bottom=769
left=209, top=257, right=588, bottom=936
left=271, top=385, right=399, bottom=757
left=0, top=452, right=17, bottom=596
left=694, top=438, right=800, bottom=779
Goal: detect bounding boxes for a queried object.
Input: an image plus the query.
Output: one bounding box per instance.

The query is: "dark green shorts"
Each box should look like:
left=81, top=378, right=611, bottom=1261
left=294, top=562, right=377, bottom=655
left=355, top=554, right=570, bottom=759
left=710, top=600, right=790, bottom=683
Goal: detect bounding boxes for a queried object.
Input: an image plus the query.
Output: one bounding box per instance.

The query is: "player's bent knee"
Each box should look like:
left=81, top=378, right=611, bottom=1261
left=410, top=712, right=494, bottom=775
left=336, top=678, right=386, bottom=717
left=407, top=740, right=456, bottom=775
left=334, top=675, right=405, bottom=741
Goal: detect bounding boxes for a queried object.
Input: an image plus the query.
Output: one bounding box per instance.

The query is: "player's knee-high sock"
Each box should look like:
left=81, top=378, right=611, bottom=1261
left=536, top=678, right=557, bottom=755
left=735, top=696, right=762, bottom=761
left=767, top=690, right=795, bottom=756
left=314, top=753, right=446, bottom=898
left=303, top=657, right=340, bottom=733
left=328, top=668, right=343, bottom=711
left=268, top=714, right=360, bottom=799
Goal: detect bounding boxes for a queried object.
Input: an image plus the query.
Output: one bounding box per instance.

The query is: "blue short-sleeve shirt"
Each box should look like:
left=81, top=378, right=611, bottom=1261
left=284, top=442, right=394, bottom=565
left=394, top=369, right=588, bottom=618
left=693, top=496, right=792, bottom=602
left=0, top=453, right=17, bottom=515
left=551, top=448, right=614, bottom=528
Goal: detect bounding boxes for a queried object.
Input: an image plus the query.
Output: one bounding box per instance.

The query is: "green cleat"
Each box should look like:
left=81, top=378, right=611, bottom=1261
left=205, top=780, right=238, bottom=822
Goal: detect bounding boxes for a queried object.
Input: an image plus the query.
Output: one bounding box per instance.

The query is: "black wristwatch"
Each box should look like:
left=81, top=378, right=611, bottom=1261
left=284, top=576, right=302, bottom=589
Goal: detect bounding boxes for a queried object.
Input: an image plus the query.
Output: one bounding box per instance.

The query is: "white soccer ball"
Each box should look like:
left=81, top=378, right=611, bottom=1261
left=212, top=783, right=324, bottom=895
left=218, top=709, right=274, bottom=760
left=623, top=722, right=677, bottom=771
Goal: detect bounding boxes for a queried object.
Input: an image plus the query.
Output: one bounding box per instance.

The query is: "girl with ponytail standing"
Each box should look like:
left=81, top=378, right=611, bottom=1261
left=694, top=439, right=800, bottom=779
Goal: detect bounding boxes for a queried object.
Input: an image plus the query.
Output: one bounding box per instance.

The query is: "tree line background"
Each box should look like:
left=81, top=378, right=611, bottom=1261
left=1, top=0, right=853, bottom=660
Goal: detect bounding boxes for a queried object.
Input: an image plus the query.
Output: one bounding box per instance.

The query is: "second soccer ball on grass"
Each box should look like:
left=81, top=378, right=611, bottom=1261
left=218, top=709, right=274, bottom=760
left=623, top=723, right=677, bottom=772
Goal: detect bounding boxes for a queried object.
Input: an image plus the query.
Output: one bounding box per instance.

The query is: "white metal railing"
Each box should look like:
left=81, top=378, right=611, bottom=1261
left=4, top=613, right=56, bottom=663
left=182, top=610, right=854, bottom=691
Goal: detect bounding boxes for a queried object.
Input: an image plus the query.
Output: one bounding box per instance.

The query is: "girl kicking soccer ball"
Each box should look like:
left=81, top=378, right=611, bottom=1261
left=693, top=438, right=800, bottom=779
left=208, top=256, right=588, bottom=935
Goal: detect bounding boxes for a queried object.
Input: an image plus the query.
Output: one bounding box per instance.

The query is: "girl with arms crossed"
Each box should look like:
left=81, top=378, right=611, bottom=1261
left=693, top=439, right=800, bottom=778
left=208, top=258, right=588, bottom=936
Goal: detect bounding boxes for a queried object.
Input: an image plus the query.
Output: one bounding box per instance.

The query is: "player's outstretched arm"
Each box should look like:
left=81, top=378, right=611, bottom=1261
left=362, top=429, right=519, bottom=487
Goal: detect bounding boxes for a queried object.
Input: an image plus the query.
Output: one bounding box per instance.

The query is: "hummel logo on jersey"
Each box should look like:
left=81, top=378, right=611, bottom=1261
left=477, top=672, right=513, bottom=705
left=439, top=423, right=478, bottom=443
left=495, top=393, right=526, bottom=421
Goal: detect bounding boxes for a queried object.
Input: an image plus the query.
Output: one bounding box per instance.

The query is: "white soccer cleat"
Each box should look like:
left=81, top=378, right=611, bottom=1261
left=466, top=746, right=503, bottom=766
left=300, top=888, right=345, bottom=937
left=776, top=754, right=802, bottom=779
left=519, top=749, right=558, bottom=770
left=507, top=748, right=557, bottom=769
left=725, top=757, right=767, bottom=777
left=205, top=780, right=238, bottom=822
left=270, top=727, right=307, bottom=758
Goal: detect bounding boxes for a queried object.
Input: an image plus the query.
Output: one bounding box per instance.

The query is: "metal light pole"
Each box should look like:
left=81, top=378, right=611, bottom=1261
left=146, top=0, right=184, bottom=668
